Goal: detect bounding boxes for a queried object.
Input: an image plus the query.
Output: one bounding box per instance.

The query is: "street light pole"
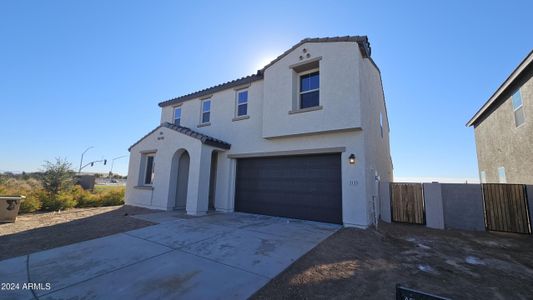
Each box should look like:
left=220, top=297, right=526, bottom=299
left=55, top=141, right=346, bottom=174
left=109, top=155, right=128, bottom=177
left=78, top=146, right=94, bottom=174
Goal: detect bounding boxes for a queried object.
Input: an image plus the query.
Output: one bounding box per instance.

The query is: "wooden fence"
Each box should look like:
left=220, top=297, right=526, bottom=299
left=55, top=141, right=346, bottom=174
left=386, top=182, right=532, bottom=234
left=390, top=183, right=425, bottom=224
left=482, top=184, right=531, bottom=234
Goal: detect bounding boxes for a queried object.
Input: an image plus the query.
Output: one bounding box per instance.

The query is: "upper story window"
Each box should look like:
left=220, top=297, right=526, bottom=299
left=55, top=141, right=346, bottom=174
left=299, top=70, right=319, bottom=109
left=201, top=99, right=211, bottom=124
left=236, top=90, right=248, bottom=117
left=173, top=106, right=182, bottom=126
left=512, top=89, right=525, bottom=127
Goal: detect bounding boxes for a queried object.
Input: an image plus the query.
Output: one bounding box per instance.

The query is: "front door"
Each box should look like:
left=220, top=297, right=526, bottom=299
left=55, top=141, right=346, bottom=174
left=175, top=151, right=190, bottom=209
left=208, top=151, right=218, bottom=210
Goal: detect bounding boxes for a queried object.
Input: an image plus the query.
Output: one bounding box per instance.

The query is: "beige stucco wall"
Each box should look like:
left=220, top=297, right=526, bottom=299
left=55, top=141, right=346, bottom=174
left=128, top=41, right=392, bottom=228
left=127, top=127, right=369, bottom=226
left=160, top=41, right=364, bottom=140
left=261, top=42, right=362, bottom=138
left=474, top=73, right=533, bottom=184
left=126, top=127, right=218, bottom=214
left=359, top=55, right=393, bottom=224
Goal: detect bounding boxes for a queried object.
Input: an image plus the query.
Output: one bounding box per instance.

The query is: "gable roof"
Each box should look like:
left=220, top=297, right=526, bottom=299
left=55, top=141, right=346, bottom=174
left=467, top=50, right=533, bottom=127
left=259, top=36, right=370, bottom=72
left=158, top=73, right=263, bottom=107
left=158, top=36, right=371, bottom=108
left=128, top=122, right=231, bottom=151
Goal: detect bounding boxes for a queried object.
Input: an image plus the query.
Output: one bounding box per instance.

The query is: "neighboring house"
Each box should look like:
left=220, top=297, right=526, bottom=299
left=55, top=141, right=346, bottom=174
left=125, top=36, right=393, bottom=227
left=467, top=50, right=533, bottom=184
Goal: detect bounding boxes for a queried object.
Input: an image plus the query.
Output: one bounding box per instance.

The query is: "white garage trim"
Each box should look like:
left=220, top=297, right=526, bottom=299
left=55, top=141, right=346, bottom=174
left=227, top=147, right=346, bottom=159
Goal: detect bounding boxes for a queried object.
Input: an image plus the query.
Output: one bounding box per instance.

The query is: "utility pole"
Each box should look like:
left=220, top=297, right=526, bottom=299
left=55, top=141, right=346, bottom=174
left=79, top=146, right=94, bottom=174
left=109, top=155, right=128, bottom=177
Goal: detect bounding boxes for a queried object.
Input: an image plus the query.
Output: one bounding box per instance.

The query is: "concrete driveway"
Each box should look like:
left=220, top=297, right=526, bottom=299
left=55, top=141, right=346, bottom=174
left=0, top=212, right=339, bottom=299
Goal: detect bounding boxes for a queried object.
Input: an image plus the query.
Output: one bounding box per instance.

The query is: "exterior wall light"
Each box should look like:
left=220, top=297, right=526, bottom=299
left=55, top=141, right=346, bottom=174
left=349, top=154, right=356, bottom=165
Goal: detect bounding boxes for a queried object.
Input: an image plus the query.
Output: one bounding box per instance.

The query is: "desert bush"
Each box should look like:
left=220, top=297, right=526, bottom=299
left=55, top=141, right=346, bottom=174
left=1, top=176, right=125, bottom=212
left=72, top=185, right=102, bottom=208
left=0, top=177, right=43, bottom=213
left=0, top=177, right=41, bottom=195
left=18, top=192, right=42, bottom=213
left=40, top=191, right=77, bottom=211
left=99, top=189, right=125, bottom=206
left=41, top=158, right=74, bottom=196
left=72, top=185, right=125, bottom=208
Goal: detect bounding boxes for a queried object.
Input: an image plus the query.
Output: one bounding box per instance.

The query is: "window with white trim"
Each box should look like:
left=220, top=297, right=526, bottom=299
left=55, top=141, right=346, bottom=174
left=173, top=106, right=181, bottom=126
left=236, top=90, right=248, bottom=117
left=140, top=153, right=155, bottom=185
left=512, top=89, right=525, bottom=127
left=201, top=99, right=211, bottom=124
left=497, top=167, right=506, bottom=183
left=299, top=70, right=319, bottom=109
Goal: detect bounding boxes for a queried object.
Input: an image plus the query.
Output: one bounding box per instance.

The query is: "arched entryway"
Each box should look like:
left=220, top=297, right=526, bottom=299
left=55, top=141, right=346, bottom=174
left=169, top=149, right=190, bottom=210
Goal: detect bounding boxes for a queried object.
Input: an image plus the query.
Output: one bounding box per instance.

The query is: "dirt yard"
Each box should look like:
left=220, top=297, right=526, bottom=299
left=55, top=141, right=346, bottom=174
left=253, top=222, right=533, bottom=300
left=0, top=205, right=157, bottom=260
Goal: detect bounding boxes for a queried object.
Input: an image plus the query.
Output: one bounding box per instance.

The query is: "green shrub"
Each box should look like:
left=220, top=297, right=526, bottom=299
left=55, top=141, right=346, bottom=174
left=71, top=185, right=99, bottom=208
left=40, top=191, right=77, bottom=211
left=72, top=185, right=125, bottom=208
left=0, top=178, right=43, bottom=213
left=41, top=158, right=74, bottom=196
left=76, top=193, right=102, bottom=207
left=19, top=192, right=42, bottom=213
left=99, top=189, right=125, bottom=206
left=1, top=177, right=125, bottom=212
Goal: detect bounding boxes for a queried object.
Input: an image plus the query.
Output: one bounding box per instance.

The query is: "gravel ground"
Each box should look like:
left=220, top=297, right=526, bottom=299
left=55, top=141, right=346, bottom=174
left=253, top=222, right=533, bottom=300
left=0, top=205, right=157, bottom=260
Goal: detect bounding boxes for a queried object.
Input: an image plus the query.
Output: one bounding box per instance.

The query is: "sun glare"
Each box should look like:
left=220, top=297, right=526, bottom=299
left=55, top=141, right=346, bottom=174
left=253, top=55, right=277, bottom=72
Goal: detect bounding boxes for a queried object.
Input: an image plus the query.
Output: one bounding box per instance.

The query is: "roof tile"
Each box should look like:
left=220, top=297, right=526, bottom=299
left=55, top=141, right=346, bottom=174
left=158, top=36, right=371, bottom=107
left=128, top=122, right=231, bottom=151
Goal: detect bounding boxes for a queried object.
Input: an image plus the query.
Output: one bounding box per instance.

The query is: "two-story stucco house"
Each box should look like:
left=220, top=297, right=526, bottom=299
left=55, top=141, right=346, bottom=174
left=467, top=50, right=533, bottom=184
left=125, top=36, right=393, bottom=228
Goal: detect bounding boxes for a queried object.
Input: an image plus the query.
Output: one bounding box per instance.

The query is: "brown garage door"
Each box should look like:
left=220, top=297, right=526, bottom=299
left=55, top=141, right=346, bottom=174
left=235, top=153, right=342, bottom=224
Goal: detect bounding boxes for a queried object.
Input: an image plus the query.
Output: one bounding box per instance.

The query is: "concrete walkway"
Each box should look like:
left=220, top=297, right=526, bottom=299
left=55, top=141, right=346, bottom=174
left=0, top=212, right=339, bottom=300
